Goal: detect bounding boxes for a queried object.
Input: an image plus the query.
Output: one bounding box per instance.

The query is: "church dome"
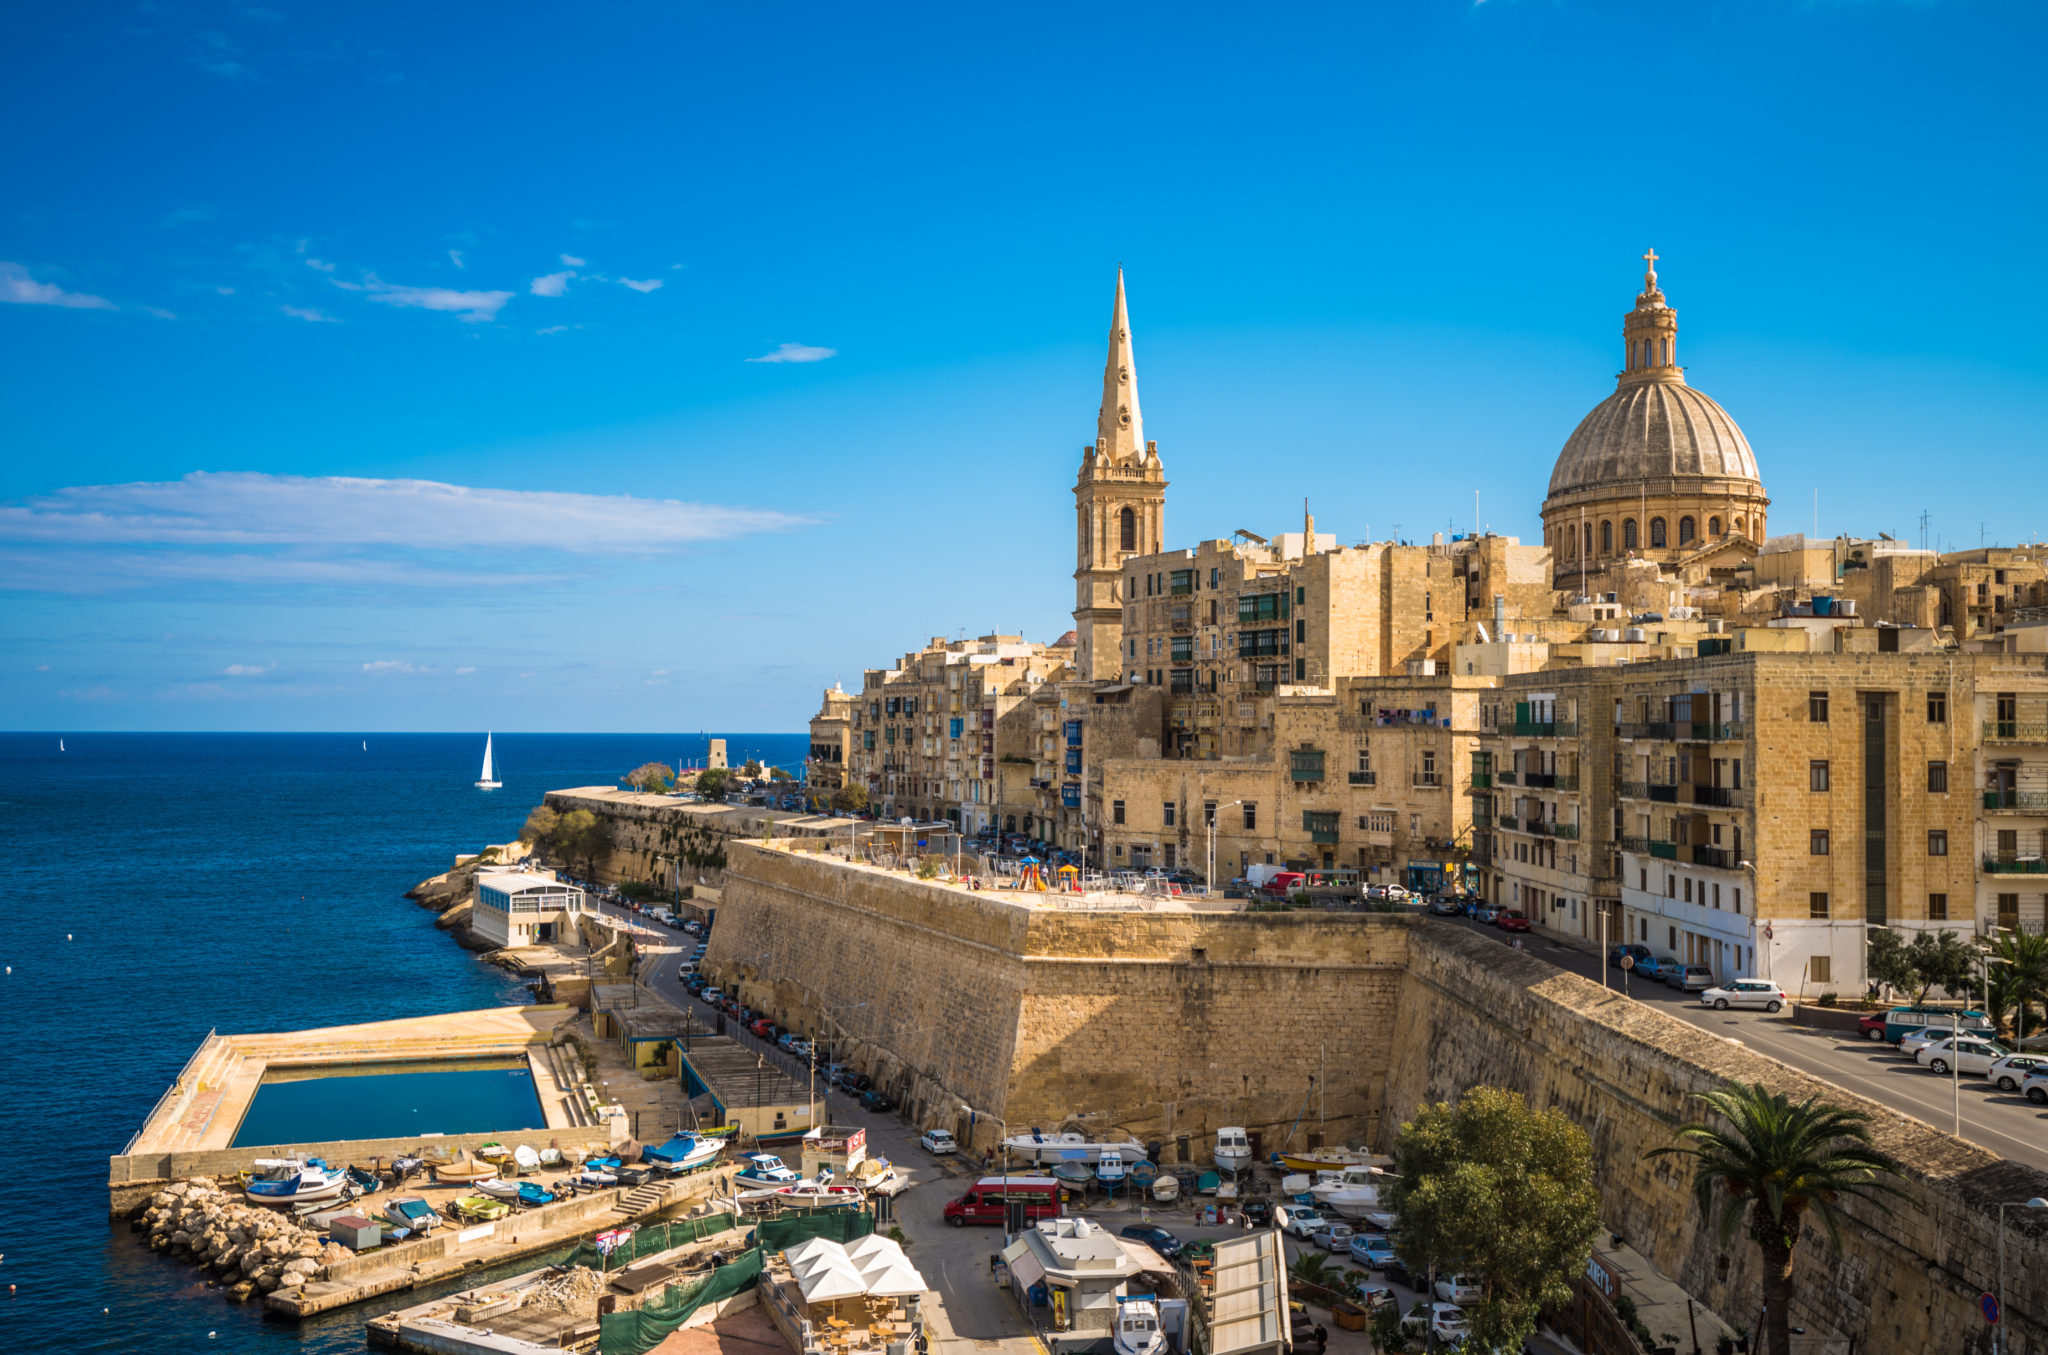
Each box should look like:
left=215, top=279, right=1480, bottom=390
left=1547, top=378, right=1758, bottom=496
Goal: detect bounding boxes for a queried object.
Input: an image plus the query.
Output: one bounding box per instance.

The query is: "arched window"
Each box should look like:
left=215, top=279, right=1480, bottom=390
left=1600, top=520, right=1613, bottom=554
left=1732, top=515, right=1745, bottom=539
left=1623, top=519, right=1639, bottom=551
left=1679, top=516, right=1695, bottom=545
left=1709, top=515, right=1722, bottom=538
left=1649, top=518, right=1667, bottom=548
left=1584, top=524, right=1594, bottom=558
left=1119, top=506, right=1136, bottom=552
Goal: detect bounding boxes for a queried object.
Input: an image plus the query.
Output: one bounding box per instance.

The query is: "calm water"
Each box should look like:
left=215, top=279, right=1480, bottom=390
left=0, top=731, right=804, bottom=1354
left=231, top=1060, right=546, bottom=1148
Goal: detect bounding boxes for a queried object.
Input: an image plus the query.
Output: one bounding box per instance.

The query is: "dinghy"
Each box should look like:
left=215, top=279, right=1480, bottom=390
left=577, top=1168, right=619, bottom=1187
left=390, top=1155, right=425, bottom=1186
left=538, top=1147, right=564, bottom=1168
left=345, top=1165, right=386, bottom=1195
left=1051, top=1161, right=1095, bottom=1186
left=383, top=1196, right=439, bottom=1233
left=1151, top=1174, right=1180, bottom=1204
left=512, top=1145, right=541, bottom=1175
left=475, top=1178, right=521, bottom=1200
left=452, top=1195, right=511, bottom=1222
left=516, top=1182, right=556, bottom=1207
left=776, top=1181, right=864, bottom=1209
left=476, top=1143, right=511, bottom=1163
left=433, top=1153, right=494, bottom=1183
left=1196, top=1170, right=1221, bottom=1195
left=1129, top=1160, right=1159, bottom=1187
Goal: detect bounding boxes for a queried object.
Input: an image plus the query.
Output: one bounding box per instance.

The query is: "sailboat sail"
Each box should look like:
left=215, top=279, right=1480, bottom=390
left=476, top=733, right=501, bottom=789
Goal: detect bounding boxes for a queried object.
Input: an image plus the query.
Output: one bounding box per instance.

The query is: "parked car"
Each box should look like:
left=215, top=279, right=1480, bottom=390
left=1311, top=1223, right=1355, bottom=1253
left=1401, top=1302, right=1469, bottom=1345
left=785, top=1039, right=812, bottom=1059
left=1383, top=885, right=1410, bottom=899
left=1426, top=897, right=1463, bottom=916
left=1901, top=1027, right=1976, bottom=1057
left=748, top=1018, right=777, bottom=1040
left=1348, top=1233, right=1397, bottom=1269
left=1497, top=911, right=1532, bottom=933
left=919, top=1129, right=958, bottom=1155
left=1261, top=872, right=1307, bottom=897
left=1698, top=979, right=1787, bottom=1011
left=1119, top=1225, right=1183, bottom=1258
left=1241, top=1199, right=1274, bottom=1227
left=1918, top=1037, right=2010, bottom=1076
left=1667, top=965, right=1715, bottom=992
left=2023, top=1069, right=2048, bottom=1105
left=1434, top=1275, right=1483, bottom=1304
left=1608, top=943, right=1653, bottom=969
left=698, top=987, right=723, bottom=1005
left=1638, top=955, right=1682, bottom=982
left=1381, top=1258, right=1417, bottom=1290
left=1473, top=905, right=1502, bottom=925
left=1277, top=1205, right=1327, bottom=1239
left=860, top=1089, right=895, bottom=1113
left=1988, top=1054, right=2048, bottom=1092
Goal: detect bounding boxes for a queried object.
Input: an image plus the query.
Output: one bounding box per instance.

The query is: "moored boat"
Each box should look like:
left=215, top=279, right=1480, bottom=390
left=734, top=1152, right=801, bottom=1188
left=246, top=1158, right=349, bottom=1206
left=776, top=1181, right=864, bottom=1209
left=1214, top=1126, right=1253, bottom=1175
left=516, top=1182, right=556, bottom=1207
left=476, top=1142, right=511, bottom=1163
left=1151, top=1174, right=1180, bottom=1203
left=475, top=1178, right=521, bottom=1200
left=383, top=1196, right=439, bottom=1233
left=433, top=1153, right=495, bottom=1183
left=452, top=1195, right=511, bottom=1222
left=1311, top=1166, right=1396, bottom=1219
left=1274, top=1147, right=1391, bottom=1173
left=1002, top=1128, right=1145, bottom=1165
left=643, top=1132, right=725, bottom=1172
left=1114, top=1295, right=1168, bottom=1355
left=1051, top=1161, right=1095, bottom=1186
left=577, top=1168, right=619, bottom=1187
left=1097, top=1149, right=1128, bottom=1190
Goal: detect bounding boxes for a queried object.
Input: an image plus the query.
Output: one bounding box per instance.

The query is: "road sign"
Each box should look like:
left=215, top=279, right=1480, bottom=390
left=1982, top=1292, right=2000, bottom=1324
left=1619, top=955, right=1636, bottom=970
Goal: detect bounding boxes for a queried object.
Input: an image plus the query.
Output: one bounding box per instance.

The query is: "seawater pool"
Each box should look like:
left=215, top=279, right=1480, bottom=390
left=230, top=1056, right=547, bottom=1147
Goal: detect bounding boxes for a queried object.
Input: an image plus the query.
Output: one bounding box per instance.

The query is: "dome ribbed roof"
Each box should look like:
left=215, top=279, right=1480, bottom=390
left=1547, top=377, right=1759, bottom=497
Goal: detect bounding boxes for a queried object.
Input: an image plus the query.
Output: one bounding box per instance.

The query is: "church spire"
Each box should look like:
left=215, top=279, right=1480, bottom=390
left=1621, top=247, right=1682, bottom=385
left=1095, top=268, right=1145, bottom=464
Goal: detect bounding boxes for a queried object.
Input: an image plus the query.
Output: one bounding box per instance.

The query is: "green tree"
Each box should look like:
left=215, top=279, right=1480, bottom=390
left=741, top=758, right=763, bottom=778
left=518, top=805, right=561, bottom=846
left=552, top=808, right=612, bottom=874
left=1863, top=927, right=1914, bottom=997
left=625, top=761, right=676, bottom=792
left=769, top=766, right=793, bottom=781
left=1988, top=928, right=2048, bottom=1038
left=1646, top=1083, right=1905, bottom=1355
left=1387, top=1086, right=1602, bottom=1353
left=1865, top=926, right=1976, bottom=1004
left=832, top=783, right=870, bottom=813
left=695, top=767, right=732, bottom=803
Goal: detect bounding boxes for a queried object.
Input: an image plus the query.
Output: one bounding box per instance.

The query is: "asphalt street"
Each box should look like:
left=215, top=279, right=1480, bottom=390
left=1437, top=914, right=2048, bottom=1172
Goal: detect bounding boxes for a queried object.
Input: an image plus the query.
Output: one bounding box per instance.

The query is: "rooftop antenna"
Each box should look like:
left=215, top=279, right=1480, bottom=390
left=1918, top=510, right=1931, bottom=553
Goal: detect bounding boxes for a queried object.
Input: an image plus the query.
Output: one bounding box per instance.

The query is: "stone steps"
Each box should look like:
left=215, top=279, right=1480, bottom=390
left=613, top=1182, right=670, bottom=1218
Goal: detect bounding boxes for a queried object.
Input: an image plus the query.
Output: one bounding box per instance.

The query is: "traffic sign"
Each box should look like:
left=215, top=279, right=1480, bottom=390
left=1982, top=1292, right=2000, bottom=1325
left=1619, top=955, right=1636, bottom=970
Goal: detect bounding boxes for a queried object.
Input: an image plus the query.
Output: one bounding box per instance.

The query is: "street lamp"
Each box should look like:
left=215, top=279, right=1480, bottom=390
left=1207, top=800, right=1243, bottom=897
left=961, top=1102, right=1014, bottom=1239
left=1998, top=1197, right=2048, bottom=1355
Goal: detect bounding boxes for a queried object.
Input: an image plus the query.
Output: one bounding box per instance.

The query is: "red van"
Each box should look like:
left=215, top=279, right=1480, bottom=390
left=943, top=1176, right=1062, bottom=1227
left=1261, top=871, right=1306, bottom=897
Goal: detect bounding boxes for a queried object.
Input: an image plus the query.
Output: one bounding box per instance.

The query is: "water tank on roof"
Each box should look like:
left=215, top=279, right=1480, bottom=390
left=1624, top=627, right=1647, bottom=643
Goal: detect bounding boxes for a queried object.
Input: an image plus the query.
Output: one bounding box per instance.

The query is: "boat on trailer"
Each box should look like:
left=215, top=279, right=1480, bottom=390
left=245, top=1158, right=349, bottom=1206
left=1001, top=1128, right=1145, bottom=1165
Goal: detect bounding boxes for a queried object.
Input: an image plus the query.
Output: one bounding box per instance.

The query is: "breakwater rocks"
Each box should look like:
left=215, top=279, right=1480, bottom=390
left=133, top=1179, right=351, bottom=1303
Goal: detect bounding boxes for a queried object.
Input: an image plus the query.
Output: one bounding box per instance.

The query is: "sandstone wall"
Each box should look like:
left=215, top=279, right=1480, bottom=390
left=541, top=789, right=842, bottom=891
left=1387, top=925, right=2048, bottom=1355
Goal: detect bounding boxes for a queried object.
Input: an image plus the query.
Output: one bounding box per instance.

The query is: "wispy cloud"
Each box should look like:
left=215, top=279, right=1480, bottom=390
left=222, top=662, right=276, bottom=676
left=190, top=29, right=247, bottom=79
left=536, top=324, right=577, bottom=336
left=354, top=276, right=513, bottom=323
left=304, top=257, right=337, bottom=272
left=560, top=254, right=587, bottom=267
left=279, top=304, right=339, bottom=323
left=530, top=270, right=574, bottom=297
left=0, top=473, right=808, bottom=550
left=448, top=249, right=465, bottom=269
left=363, top=659, right=432, bottom=675
left=1, top=263, right=117, bottom=311
left=144, top=306, right=178, bottom=320
left=619, top=277, right=662, bottom=293
left=748, top=342, right=836, bottom=364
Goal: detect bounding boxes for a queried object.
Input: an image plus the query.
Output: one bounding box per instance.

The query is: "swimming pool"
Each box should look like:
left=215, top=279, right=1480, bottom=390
left=230, top=1056, right=547, bottom=1147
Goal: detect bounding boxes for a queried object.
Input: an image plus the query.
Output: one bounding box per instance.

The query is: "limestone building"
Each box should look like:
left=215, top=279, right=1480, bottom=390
left=804, top=258, right=2048, bottom=991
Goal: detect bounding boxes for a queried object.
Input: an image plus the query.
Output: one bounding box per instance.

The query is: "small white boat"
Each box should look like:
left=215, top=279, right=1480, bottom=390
left=577, top=1168, right=618, bottom=1187
left=1312, top=1166, right=1395, bottom=1219
left=1114, top=1295, right=1168, bottom=1355
left=1151, top=1175, right=1179, bottom=1204
left=1002, top=1129, right=1145, bottom=1165
left=245, top=1158, right=349, bottom=1206
left=1280, top=1173, right=1314, bottom=1198
left=475, top=733, right=501, bottom=790
left=383, top=1196, right=439, bottom=1234
left=475, top=1178, right=521, bottom=1200
left=512, top=1145, right=541, bottom=1174
left=1214, top=1126, right=1253, bottom=1175
left=1097, top=1149, right=1128, bottom=1189
left=642, top=1133, right=725, bottom=1172
left=538, top=1148, right=564, bottom=1168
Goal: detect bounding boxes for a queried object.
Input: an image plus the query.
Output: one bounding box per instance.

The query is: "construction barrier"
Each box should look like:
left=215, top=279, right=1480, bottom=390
left=600, top=1248, right=765, bottom=1355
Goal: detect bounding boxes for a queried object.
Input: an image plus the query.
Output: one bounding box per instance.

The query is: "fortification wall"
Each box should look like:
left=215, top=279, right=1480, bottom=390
left=540, top=789, right=839, bottom=890
left=1388, top=925, right=2048, bottom=1354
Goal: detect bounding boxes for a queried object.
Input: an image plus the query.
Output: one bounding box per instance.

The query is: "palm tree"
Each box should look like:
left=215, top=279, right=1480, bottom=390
left=1646, top=1083, right=1905, bottom=1355
left=1989, top=929, right=2048, bottom=1040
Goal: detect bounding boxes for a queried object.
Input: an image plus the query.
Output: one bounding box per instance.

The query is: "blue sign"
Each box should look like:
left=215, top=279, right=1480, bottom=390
left=1982, top=1293, right=2000, bottom=1325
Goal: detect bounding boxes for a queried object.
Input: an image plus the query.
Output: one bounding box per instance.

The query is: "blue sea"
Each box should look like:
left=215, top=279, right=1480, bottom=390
left=0, top=731, right=805, bottom=1354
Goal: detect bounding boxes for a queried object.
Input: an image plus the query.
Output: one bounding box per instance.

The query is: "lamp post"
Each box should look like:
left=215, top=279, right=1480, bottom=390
left=1998, top=1197, right=2048, bottom=1355
left=961, top=1102, right=1013, bottom=1240
left=1207, top=800, right=1244, bottom=897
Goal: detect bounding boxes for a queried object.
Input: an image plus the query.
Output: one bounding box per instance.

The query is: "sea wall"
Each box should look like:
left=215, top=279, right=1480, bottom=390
left=1388, top=925, right=2048, bottom=1354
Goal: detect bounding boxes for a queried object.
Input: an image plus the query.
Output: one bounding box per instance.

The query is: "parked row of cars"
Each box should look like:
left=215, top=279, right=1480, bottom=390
left=1883, top=1023, right=2048, bottom=1096
left=1276, top=1206, right=1478, bottom=1342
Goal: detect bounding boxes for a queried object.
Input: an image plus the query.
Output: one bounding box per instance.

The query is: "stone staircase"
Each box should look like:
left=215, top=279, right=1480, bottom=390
left=612, top=1181, right=671, bottom=1219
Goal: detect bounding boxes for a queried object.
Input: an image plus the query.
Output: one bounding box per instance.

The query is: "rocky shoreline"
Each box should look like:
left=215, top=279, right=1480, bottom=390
left=132, top=1178, right=353, bottom=1303
left=404, top=840, right=533, bottom=955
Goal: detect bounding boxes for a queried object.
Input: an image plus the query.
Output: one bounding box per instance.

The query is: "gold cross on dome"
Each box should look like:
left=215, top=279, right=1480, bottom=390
left=1643, top=248, right=1659, bottom=273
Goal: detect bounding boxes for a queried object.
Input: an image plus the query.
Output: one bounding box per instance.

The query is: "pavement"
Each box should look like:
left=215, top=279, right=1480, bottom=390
left=1438, top=914, right=2048, bottom=1173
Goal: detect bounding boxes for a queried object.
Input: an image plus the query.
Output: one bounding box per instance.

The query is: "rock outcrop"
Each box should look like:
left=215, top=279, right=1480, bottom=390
left=133, top=1178, right=353, bottom=1302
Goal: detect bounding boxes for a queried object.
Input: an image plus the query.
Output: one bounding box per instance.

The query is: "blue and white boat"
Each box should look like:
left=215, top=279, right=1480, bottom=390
left=517, top=1182, right=556, bottom=1207
left=734, top=1152, right=800, bottom=1188
left=1097, top=1149, right=1128, bottom=1191
left=246, top=1157, right=349, bottom=1206
left=382, top=1196, right=439, bottom=1234
left=643, top=1133, right=725, bottom=1173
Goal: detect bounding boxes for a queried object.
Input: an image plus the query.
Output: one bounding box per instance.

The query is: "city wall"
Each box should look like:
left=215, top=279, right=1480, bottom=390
left=712, top=841, right=2048, bottom=1353
left=541, top=788, right=843, bottom=891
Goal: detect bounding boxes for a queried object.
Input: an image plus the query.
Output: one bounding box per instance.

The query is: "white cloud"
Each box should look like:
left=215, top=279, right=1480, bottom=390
left=304, top=257, right=336, bottom=272
left=560, top=254, right=586, bottom=267
left=455, top=665, right=476, bottom=675
left=279, top=305, right=339, bottom=323
left=35, top=663, right=50, bottom=671
left=363, top=659, right=431, bottom=675
left=619, top=277, right=662, bottom=293
left=354, top=276, right=513, bottom=323
left=144, top=306, right=178, bottom=320
left=59, top=685, right=119, bottom=702
left=0, top=263, right=116, bottom=310
left=530, top=271, right=574, bottom=297
left=222, top=662, right=275, bottom=676
left=448, top=249, right=465, bottom=269
left=0, top=472, right=810, bottom=553
left=216, top=285, right=236, bottom=295
left=536, top=324, right=578, bottom=336
left=748, top=342, right=836, bottom=364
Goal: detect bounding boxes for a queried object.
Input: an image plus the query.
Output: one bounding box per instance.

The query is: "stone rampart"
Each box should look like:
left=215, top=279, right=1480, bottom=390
left=1389, top=925, right=2048, bottom=1354
left=541, top=788, right=841, bottom=890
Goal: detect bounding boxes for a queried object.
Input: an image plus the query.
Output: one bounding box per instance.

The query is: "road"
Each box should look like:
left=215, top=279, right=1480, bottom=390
left=1438, top=915, right=2048, bottom=1172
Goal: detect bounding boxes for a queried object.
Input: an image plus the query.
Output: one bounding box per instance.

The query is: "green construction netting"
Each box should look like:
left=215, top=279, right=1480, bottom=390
left=755, top=1209, right=875, bottom=1250
left=565, top=1211, right=741, bottom=1271
left=600, top=1247, right=765, bottom=1355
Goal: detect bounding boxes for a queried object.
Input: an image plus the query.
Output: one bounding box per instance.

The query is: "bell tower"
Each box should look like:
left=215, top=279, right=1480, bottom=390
left=1073, top=269, right=1167, bottom=682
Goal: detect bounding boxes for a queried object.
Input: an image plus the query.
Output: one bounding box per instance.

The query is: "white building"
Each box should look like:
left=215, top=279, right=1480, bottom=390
left=1002, top=1217, right=1146, bottom=1345
left=472, top=870, right=585, bottom=948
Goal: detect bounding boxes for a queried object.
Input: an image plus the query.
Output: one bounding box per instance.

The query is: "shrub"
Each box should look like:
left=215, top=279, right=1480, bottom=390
left=1816, top=991, right=1838, bottom=1007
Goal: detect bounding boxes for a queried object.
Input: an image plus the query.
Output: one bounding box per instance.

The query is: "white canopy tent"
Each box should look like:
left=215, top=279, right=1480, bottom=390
left=780, top=1235, right=929, bottom=1305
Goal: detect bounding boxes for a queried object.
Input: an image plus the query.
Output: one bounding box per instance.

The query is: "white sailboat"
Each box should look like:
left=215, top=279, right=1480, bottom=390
left=475, top=733, right=502, bottom=790
left=59, top=739, right=66, bottom=751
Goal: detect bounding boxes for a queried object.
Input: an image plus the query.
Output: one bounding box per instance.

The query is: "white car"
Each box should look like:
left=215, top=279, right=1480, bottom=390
left=1916, top=1037, right=2009, bottom=1075
left=1400, top=1302, right=1469, bottom=1344
left=1988, top=1054, right=2048, bottom=1091
left=919, top=1129, right=957, bottom=1156
left=1900, top=1027, right=1978, bottom=1057
left=2022, top=1069, right=2048, bottom=1105
left=1698, top=979, right=1787, bottom=1012
left=1434, top=1274, right=1482, bottom=1304
left=1277, top=1205, right=1328, bottom=1239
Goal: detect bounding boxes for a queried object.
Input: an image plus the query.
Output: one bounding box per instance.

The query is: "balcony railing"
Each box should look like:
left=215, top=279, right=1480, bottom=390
left=1550, top=822, right=1581, bottom=840
left=1984, top=721, right=2048, bottom=743
left=1985, top=791, right=2048, bottom=813
left=1619, top=721, right=1676, bottom=741
left=1690, top=845, right=1734, bottom=868
left=1554, top=773, right=1581, bottom=791
left=1985, top=856, right=2048, bottom=874
left=1522, top=772, right=1558, bottom=789
left=1412, top=773, right=1443, bottom=788
left=1348, top=770, right=1377, bottom=786
left=1467, top=772, right=1490, bottom=789
left=1689, top=785, right=1747, bottom=808
left=1650, top=840, right=1679, bottom=860
left=1510, top=720, right=1578, bottom=737
left=1681, top=721, right=1743, bottom=741
left=1497, top=770, right=1519, bottom=786
left=1309, top=829, right=1339, bottom=845
left=1498, top=813, right=1518, bottom=831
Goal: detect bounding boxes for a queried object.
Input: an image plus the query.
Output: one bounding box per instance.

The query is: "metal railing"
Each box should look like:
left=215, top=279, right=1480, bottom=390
left=1348, top=770, right=1376, bottom=786
left=1984, top=721, right=2048, bottom=743
left=1985, top=856, right=2048, bottom=874
left=1984, top=791, right=2048, bottom=812
left=1412, top=773, right=1442, bottom=788
left=1510, top=720, right=1578, bottom=737
left=1550, top=822, right=1581, bottom=840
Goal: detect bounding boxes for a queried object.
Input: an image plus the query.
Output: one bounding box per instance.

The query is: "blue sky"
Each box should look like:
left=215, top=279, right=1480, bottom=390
left=4, top=1, right=2044, bottom=732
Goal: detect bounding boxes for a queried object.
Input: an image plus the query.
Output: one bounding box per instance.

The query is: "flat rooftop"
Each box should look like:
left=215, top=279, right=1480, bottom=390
left=680, top=1035, right=811, bottom=1110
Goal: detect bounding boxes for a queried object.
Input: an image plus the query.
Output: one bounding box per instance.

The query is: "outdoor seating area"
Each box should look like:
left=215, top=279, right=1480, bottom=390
left=766, top=1234, right=928, bottom=1355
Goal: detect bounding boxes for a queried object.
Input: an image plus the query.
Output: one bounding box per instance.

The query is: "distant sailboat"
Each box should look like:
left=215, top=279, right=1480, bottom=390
left=475, top=733, right=501, bottom=790
left=59, top=739, right=65, bottom=752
